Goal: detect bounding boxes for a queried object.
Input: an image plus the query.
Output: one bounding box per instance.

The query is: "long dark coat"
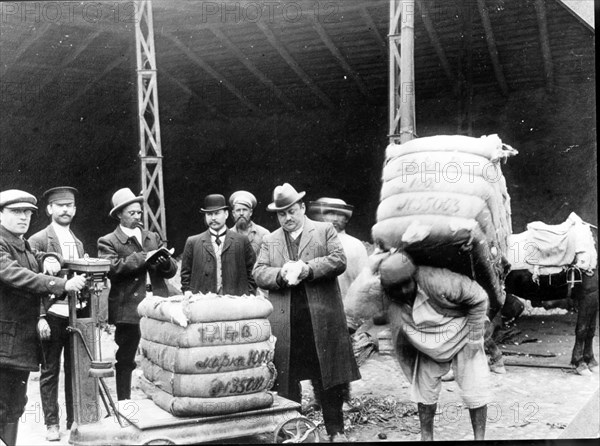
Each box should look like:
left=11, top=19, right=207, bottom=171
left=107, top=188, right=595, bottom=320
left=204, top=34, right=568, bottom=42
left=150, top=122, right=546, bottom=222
left=253, top=217, right=360, bottom=395
left=0, top=225, right=67, bottom=371
left=180, top=229, right=256, bottom=295
left=97, top=226, right=178, bottom=325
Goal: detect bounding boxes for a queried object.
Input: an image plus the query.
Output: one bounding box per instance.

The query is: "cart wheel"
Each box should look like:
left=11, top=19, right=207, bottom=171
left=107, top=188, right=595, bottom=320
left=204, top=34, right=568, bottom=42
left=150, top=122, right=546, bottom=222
left=273, top=417, right=320, bottom=443
left=143, top=439, right=176, bottom=445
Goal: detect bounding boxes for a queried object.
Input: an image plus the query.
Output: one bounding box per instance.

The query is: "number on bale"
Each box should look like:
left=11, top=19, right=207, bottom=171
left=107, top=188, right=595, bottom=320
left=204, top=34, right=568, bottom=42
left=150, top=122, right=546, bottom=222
left=273, top=417, right=319, bottom=443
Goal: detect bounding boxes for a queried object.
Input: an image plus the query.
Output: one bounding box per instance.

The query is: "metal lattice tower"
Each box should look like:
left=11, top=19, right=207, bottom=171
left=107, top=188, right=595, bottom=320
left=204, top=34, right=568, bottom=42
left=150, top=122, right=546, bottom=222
left=135, top=0, right=167, bottom=240
left=389, top=0, right=416, bottom=144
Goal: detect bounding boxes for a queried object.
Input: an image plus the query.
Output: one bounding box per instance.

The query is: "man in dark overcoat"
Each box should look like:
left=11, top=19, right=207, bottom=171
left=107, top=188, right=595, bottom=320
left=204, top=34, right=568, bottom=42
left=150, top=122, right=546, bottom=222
left=180, top=194, right=256, bottom=296
left=28, top=186, right=85, bottom=440
left=0, top=189, right=85, bottom=446
left=97, top=188, right=177, bottom=400
left=253, top=183, right=360, bottom=442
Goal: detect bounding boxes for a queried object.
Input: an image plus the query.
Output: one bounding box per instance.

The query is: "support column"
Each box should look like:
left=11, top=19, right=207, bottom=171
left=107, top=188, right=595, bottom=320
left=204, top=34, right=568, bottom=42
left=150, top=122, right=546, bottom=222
left=135, top=0, right=167, bottom=240
left=389, top=0, right=416, bottom=145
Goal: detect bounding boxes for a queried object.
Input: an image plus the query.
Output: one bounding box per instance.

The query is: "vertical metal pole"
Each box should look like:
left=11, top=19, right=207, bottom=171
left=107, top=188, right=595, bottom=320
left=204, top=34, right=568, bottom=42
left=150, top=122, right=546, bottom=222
left=135, top=0, right=167, bottom=240
left=389, top=0, right=416, bottom=145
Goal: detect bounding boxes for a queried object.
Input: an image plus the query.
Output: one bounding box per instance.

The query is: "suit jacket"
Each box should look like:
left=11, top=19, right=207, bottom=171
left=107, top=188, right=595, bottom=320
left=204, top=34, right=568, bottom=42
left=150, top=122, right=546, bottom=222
left=28, top=224, right=85, bottom=260
left=0, top=225, right=66, bottom=371
left=97, top=227, right=177, bottom=325
left=253, top=217, right=360, bottom=395
left=180, top=229, right=256, bottom=296
left=29, top=224, right=85, bottom=316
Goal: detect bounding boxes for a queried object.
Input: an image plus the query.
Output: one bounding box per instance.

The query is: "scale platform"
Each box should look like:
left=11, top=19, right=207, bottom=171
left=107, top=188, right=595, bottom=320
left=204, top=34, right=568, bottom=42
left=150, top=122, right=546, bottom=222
left=69, top=394, right=312, bottom=445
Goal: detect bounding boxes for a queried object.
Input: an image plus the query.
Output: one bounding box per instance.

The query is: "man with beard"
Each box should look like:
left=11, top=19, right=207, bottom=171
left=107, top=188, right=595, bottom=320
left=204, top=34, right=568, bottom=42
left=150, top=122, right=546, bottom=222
left=253, top=184, right=360, bottom=442
left=1, top=189, right=86, bottom=446
left=228, top=190, right=270, bottom=257
left=181, top=194, right=256, bottom=296
left=28, top=187, right=86, bottom=441
left=98, top=188, right=178, bottom=400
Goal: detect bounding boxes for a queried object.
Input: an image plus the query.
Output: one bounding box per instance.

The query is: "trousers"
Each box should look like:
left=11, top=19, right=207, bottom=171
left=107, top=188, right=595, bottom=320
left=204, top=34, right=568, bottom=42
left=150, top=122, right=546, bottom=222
left=39, top=314, right=74, bottom=428
left=114, top=323, right=141, bottom=400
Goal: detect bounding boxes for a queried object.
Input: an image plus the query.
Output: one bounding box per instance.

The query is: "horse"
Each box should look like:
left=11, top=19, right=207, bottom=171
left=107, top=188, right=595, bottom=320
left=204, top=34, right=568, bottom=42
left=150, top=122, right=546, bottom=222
left=503, top=213, right=598, bottom=375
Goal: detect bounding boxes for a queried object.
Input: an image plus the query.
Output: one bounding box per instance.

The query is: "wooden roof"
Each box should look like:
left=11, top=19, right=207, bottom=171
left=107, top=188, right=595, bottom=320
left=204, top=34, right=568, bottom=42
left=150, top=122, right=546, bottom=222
left=0, top=0, right=595, bottom=120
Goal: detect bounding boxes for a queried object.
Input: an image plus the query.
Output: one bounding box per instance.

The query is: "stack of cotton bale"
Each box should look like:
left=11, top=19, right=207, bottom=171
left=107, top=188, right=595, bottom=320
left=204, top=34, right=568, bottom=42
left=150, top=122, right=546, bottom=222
left=371, top=134, right=517, bottom=314
left=137, top=293, right=277, bottom=417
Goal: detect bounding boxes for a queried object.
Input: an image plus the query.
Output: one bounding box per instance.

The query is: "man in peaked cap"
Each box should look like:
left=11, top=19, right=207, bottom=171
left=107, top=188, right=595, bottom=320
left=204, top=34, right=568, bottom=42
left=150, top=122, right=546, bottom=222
left=97, top=188, right=177, bottom=400
left=228, top=190, right=270, bottom=257
left=28, top=187, right=85, bottom=440
left=180, top=194, right=256, bottom=297
left=308, top=198, right=368, bottom=311
left=253, top=183, right=360, bottom=442
left=0, top=190, right=86, bottom=446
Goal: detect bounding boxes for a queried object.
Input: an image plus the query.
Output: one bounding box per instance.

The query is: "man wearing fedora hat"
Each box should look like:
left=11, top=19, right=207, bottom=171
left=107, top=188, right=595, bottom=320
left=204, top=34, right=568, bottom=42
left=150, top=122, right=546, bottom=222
left=0, top=189, right=86, bottom=446
left=97, top=188, right=178, bottom=400
left=308, top=198, right=368, bottom=308
left=28, top=187, right=86, bottom=440
left=180, top=194, right=256, bottom=296
left=253, top=184, right=360, bottom=443
left=228, top=190, right=270, bottom=257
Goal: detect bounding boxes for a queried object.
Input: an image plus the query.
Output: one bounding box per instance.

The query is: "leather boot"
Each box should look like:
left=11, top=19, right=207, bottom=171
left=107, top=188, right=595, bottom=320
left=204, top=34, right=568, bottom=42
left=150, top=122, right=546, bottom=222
left=417, top=403, right=436, bottom=441
left=0, top=422, right=19, bottom=446
left=469, top=405, right=487, bottom=440
left=116, top=371, right=132, bottom=401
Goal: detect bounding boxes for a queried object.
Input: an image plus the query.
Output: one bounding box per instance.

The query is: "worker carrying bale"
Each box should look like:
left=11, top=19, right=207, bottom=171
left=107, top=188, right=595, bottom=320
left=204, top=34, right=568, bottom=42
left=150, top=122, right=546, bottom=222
left=137, top=293, right=277, bottom=417
left=355, top=134, right=517, bottom=372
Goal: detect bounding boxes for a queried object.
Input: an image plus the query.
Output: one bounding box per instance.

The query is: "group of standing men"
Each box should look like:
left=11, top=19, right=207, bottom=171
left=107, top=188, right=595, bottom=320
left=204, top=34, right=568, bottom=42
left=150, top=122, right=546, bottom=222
left=0, top=182, right=369, bottom=444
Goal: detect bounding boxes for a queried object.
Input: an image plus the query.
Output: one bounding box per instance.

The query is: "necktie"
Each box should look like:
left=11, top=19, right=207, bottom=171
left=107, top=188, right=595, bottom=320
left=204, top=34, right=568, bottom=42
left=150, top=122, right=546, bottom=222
left=213, top=232, right=222, bottom=246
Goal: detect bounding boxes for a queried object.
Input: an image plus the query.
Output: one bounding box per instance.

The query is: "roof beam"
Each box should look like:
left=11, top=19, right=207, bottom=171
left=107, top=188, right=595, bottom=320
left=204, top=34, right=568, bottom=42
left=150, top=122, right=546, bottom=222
left=0, top=22, right=52, bottom=79
left=309, top=16, right=374, bottom=102
left=58, top=53, right=128, bottom=114
left=476, top=0, right=509, bottom=96
left=209, top=27, right=297, bottom=112
left=160, top=68, right=228, bottom=119
left=415, top=0, right=456, bottom=87
left=360, top=5, right=387, bottom=58
left=533, top=0, right=554, bottom=92
left=162, top=32, right=263, bottom=115
left=256, top=21, right=335, bottom=109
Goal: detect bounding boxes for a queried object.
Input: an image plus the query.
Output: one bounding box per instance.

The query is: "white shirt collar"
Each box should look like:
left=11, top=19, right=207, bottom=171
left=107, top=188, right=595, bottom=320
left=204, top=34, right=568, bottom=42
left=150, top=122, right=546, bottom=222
left=289, top=220, right=305, bottom=240
left=120, top=225, right=142, bottom=244
left=51, top=221, right=72, bottom=237
left=210, top=228, right=227, bottom=238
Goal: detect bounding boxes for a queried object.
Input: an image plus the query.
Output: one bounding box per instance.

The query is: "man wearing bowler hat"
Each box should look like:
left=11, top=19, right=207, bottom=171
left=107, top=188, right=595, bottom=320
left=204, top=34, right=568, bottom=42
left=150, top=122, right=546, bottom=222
left=0, top=190, right=86, bottom=446
left=253, top=184, right=360, bottom=442
left=229, top=190, right=270, bottom=257
left=28, top=187, right=86, bottom=440
left=180, top=194, right=256, bottom=296
left=97, top=188, right=177, bottom=400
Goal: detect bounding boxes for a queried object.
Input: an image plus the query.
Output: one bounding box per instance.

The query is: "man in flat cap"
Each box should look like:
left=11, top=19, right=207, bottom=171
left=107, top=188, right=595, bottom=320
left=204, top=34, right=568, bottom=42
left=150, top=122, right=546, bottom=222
left=253, top=183, right=360, bottom=442
left=181, top=194, right=256, bottom=296
left=0, top=189, right=86, bottom=446
left=229, top=190, right=270, bottom=257
left=28, top=187, right=85, bottom=440
left=97, top=188, right=178, bottom=400
left=309, top=198, right=368, bottom=307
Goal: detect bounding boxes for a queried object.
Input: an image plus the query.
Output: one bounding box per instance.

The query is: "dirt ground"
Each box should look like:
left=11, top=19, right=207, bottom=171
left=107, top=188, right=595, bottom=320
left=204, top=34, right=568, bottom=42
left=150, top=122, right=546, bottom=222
left=15, top=310, right=599, bottom=445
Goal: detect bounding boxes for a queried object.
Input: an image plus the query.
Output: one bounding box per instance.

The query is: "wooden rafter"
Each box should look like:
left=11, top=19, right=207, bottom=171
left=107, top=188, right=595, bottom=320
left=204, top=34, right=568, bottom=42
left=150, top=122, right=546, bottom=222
left=160, top=68, right=228, bottom=119
left=533, top=0, right=554, bottom=92
left=477, top=0, right=509, bottom=96
left=415, top=0, right=455, bottom=86
left=0, top=22, right=52, bottom=78
left=256, top=21, right=335, bottom=109
left=163, top=32, right=262, bottom=115
left=360, top=5, right=387, bottom=58
left=309, top=17, right=373, bottom=102
left=58, top=54, right=128, bottom=113
left=210, top=27, right=296, bottom=111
